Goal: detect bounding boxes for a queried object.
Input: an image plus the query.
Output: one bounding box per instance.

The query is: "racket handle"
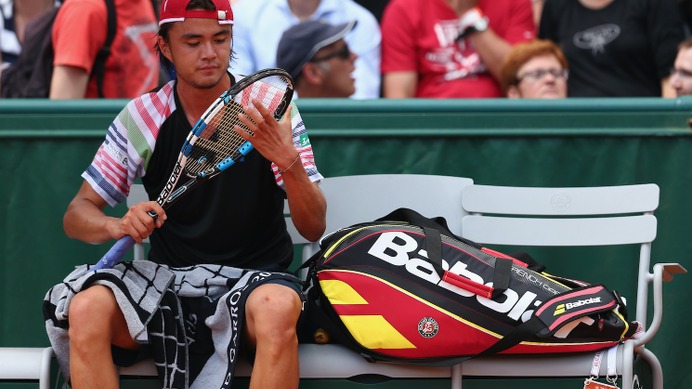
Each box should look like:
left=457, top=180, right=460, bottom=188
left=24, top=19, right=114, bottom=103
left=91, top=211, right=158, bottom=271
left=91, top=235, right=136, bottom=271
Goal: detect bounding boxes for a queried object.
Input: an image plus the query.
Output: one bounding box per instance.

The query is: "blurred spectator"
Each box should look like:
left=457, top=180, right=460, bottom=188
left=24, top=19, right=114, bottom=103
left=532, top=0, right=543, bottom=27
left=539, top=0, right=685, bottom=97
left=671, top=38, right=692, bottom=96
left=277, top=20, right=357, bottom=98
left=0, top=0, right=57, bottom=71
left=500, top=39, right=568, bottom=98
left=353, top=0, right=388, bottom=23
left=49, top=0, right=159, bottom=98
left=380, top=0, right=536, bottom=98
left=231, top=0, right=381, bottom=99
left=678, top=0, right=692, bottom=35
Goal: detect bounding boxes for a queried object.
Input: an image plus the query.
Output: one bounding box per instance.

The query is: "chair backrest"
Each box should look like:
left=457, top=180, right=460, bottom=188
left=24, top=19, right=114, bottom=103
left=285, top=174, right=475, bottom=244
left=460, top=183, right=660, bottom=327
left=128, top=174, right=475, bottom=260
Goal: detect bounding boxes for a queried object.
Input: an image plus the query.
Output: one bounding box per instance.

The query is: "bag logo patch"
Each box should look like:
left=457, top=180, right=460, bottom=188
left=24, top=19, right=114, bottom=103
left=418, top=317, right=439, bottom=338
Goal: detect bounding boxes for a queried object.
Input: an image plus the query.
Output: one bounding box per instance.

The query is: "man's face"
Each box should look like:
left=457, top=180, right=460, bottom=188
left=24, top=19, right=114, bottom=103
left=158, top=18, right=233, bottom=90
left=671, top=47, right=692, bottom=97
left=311, top=40, right=357, bottom=98
left=508, top=54, right=567, bottom=99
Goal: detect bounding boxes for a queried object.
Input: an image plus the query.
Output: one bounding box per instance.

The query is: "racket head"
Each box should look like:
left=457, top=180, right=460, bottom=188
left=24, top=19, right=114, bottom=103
left=158, top=68, right=294, bottom=206
left=187, top=67, right=294, bottom=177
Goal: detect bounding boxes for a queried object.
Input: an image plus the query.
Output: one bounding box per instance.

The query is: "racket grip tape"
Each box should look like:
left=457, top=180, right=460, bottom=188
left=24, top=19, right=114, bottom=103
left=90, top=235, right=136, bottom=271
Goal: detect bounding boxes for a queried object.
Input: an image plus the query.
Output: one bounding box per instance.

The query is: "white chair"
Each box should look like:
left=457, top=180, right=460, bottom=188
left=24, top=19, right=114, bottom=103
left=120, top=174, right=476, bottom=386
left=13, top=178, right=685, bottom=389
left=0, top=347, right=53, bottom=389
left=459, top=183, right=686, bottom=389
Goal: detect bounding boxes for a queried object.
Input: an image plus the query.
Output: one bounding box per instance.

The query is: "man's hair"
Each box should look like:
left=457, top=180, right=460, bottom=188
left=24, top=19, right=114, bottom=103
left=499, top=39, right=568, bottom=93
left=678, top=37, right=692, bottom=51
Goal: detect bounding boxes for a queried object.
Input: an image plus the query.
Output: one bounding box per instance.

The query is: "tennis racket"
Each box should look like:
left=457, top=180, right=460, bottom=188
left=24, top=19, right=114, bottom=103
left=91, top=68, right=294, bottom=270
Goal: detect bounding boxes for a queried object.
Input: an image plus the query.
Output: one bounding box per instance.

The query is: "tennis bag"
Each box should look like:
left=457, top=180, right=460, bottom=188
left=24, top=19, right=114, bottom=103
left=301, top=208, right=639, bottom=365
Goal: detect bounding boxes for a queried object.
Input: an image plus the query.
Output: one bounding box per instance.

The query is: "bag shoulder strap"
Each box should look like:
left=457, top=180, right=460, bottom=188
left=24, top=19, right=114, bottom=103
left=476, top=285, right=622, bottom=357
left=151, top=0, right=159, bottom=18
left=93, top=0, right=117, bottom=97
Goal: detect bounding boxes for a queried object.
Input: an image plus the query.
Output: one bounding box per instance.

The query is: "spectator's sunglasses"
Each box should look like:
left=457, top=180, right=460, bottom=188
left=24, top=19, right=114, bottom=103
left=310, top=44, right=351, bottom=63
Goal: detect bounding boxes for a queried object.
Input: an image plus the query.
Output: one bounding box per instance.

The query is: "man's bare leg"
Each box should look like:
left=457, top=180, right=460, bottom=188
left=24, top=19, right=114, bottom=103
left=244, top=283, right=302, bottom=389
left=68, top=285, right=140, bottom=389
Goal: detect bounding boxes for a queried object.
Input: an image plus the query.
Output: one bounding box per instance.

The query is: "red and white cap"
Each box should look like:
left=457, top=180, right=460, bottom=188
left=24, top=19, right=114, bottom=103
left=159, top=0, right=234, bottom=27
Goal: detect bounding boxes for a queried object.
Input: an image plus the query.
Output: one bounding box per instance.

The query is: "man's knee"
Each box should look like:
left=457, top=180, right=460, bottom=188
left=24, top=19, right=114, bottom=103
left=68, top=286, right=120, bottom=342
left=68, top=286, right=139, bottom=354
left=248, top=284, right=301, bottom=315
left=70, top=286, right=118, bottom=322
left=246, top=284, right=302, bottom=336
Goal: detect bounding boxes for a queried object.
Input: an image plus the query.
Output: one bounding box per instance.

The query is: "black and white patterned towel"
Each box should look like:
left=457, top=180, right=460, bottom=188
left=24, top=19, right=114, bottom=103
left=43, top=260, right=302, bottom=389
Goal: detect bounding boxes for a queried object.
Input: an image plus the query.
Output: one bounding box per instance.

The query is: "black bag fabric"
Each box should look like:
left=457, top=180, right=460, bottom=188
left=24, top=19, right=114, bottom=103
left=300, top=208, right=639, bottom=365
left=1, top=0, right=116, bottom=98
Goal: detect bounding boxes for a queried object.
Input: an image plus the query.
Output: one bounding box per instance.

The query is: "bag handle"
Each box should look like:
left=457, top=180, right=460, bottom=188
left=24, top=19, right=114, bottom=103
left=381, top=208, right=512, bottom=299
left=377, top=208, right=481, bottom=248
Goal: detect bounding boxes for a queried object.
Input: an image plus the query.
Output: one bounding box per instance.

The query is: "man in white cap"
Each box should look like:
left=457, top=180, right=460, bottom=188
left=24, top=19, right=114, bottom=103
left=277, top=20, right=358, bottom=98
left=43, top=0, right=326, bottom=388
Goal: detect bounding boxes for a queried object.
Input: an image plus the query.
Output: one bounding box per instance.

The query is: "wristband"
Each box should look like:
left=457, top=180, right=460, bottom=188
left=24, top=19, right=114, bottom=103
left=457, top=7, right=489, bottom=41
left=280, top=154, right=301, bottom=174
left=458, top=7, right=484, bottom=31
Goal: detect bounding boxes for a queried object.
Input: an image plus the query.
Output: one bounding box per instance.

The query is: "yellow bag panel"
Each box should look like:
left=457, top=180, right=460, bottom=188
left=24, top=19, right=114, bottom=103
left=340, top=315, right=416, bottom=350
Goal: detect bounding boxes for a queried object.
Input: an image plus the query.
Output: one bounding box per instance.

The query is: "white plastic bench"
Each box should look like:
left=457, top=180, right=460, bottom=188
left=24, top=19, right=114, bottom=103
left=1, top=175, right=685, bottom=389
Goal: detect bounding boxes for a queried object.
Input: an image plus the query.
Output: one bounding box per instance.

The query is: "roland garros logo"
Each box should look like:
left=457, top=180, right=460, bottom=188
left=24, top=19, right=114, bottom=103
left=418, top=317, right=439, bottom=338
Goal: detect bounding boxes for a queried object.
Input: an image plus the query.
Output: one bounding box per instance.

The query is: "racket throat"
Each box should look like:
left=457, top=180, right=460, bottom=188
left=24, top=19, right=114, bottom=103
left=158, top=161, right=184, bottom=204
left=167, top=184, right=191, bottom=204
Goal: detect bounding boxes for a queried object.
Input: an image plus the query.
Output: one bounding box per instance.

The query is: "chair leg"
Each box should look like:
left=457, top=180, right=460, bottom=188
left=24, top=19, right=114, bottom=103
left=637, top=348, right=663, bottom=389
left=622, top=343, right=664, bottom=389
left=622, top=341, right=634, bottom=389
left=40, top=347, right=54, bottom=389
left=451, top=364, right=462, bottom=389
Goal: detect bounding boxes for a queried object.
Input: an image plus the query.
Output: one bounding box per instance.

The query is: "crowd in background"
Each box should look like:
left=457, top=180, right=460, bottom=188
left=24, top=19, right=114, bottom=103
left=1, top=0, right=692, bottom=99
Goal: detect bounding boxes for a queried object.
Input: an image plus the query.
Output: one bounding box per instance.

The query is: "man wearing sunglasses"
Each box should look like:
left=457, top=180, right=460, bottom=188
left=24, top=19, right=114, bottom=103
left=277, top=20, right=358, bottom=98
left=232, top=0, right=380, bottom=99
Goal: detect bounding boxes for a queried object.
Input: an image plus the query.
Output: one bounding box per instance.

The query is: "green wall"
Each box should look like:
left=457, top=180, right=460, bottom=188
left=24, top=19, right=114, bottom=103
left=1, top=98, right=690, bottom=388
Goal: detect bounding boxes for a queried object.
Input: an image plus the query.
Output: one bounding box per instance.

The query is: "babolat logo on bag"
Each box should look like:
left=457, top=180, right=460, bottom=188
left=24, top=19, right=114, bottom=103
left=555, top=297, right=602, bottom=315
left=302, top=208, right=638, bottom=365
left=365, top=230, right=545, bottom=323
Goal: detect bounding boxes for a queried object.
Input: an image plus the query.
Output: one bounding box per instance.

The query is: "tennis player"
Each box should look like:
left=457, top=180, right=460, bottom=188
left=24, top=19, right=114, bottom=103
left=44, top=0, right=326, bottom=388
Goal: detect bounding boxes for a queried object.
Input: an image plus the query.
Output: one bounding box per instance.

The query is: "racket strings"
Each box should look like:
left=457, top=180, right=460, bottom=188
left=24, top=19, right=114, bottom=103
left=185, top=102, right=246, bottom=177
left=184, top=76, right=291, bottom=178
left=239, top=76, right=291, bottom=118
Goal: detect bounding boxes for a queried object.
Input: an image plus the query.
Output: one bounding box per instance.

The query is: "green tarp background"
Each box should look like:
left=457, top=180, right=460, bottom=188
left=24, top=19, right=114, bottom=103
left=1, top=98, right=690, bottom=388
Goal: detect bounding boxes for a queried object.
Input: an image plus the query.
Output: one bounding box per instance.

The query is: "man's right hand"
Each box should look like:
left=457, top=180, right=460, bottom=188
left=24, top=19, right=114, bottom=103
left=115, top=201, right=166, bottom=243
